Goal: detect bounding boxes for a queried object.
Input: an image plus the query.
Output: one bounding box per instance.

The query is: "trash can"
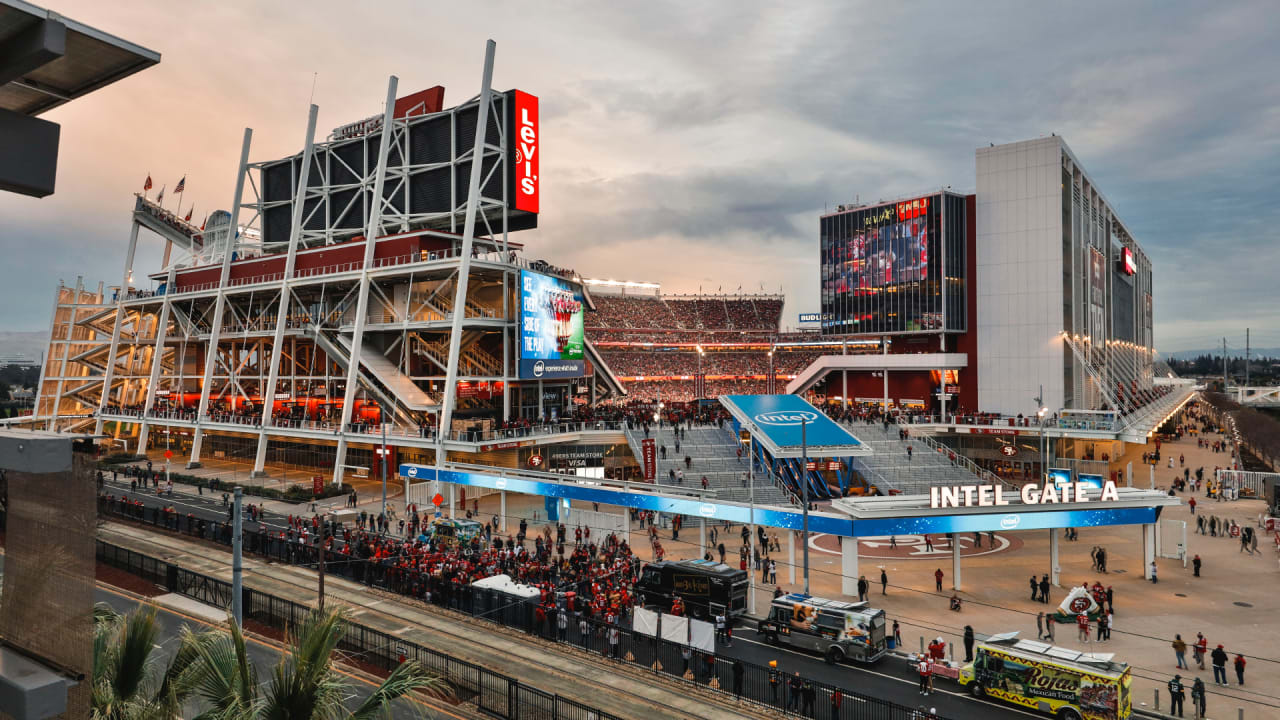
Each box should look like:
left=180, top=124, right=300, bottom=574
left=886, top=637, right=896, bottom=650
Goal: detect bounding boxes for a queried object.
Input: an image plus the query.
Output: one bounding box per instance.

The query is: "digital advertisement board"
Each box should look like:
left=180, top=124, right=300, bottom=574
left=519, top=270, right=585, bottom=379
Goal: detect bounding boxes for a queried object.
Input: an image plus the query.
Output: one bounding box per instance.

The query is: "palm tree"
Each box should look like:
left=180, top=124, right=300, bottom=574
left=177, top=604, right=449, bottom=720
left=91, top=603, right=192, bottom=720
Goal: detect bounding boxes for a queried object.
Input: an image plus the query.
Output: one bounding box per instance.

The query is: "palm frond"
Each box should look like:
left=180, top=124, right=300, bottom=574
left=346, top=660, right=451, bottom=720
left=111, top=607, right=161, bottom=705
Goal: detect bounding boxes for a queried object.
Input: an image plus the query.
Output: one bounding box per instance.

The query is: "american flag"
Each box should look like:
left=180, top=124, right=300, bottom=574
left=174, top=176, right=185, bottom=194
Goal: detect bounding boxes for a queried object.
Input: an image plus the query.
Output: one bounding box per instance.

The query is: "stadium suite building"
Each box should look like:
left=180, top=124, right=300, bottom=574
left=795, top=135, right=1162, bottom=427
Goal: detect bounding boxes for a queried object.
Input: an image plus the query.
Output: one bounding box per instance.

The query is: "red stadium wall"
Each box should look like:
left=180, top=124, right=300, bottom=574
left=170, top=234, right=425, bottom=291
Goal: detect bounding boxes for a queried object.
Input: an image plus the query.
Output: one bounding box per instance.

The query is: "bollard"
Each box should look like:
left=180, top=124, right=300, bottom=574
left=1154, top=688, right=1159, bottom=712
left=949, top=642, right=954, bottom=662
left=920, top=636, right=925, bottom=654
left=1239, top=708, right=1244, bottom=720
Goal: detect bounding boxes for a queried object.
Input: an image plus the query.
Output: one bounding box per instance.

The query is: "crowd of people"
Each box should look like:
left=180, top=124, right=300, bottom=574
left=587, top=294, right=783, bottom=332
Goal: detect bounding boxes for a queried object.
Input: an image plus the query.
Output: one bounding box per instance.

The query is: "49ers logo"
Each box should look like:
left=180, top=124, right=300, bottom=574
left=1068, top=596, right=1091, bottom=613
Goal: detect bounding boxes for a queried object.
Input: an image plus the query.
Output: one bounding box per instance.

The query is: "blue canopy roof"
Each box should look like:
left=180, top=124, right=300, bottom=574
left=719, top=394, right=871, bottom=458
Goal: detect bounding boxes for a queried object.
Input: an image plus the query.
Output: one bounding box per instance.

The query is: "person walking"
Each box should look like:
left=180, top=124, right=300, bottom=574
left=1168, top=675, right=1185, bottom=718
left=830, top=687, right=843, bottom=719
left=880, top=568, right=888, bottom=595
left=1030, top=575, right=1039, bottom=601
left=732, top=659, right=744, bottom=697
left=801, top=678, right=816, bottom=718
left=1207, top=644, right=1229, bottom=685
left=1192, top=554, right=1202, bottom=577
left=1039, top=575, right=1051, bottom=604
left=1077, top=613, right=1090, bottom=643
left=768, top=662, right=780, bottom=705
left=1173, top=635, right=1188, bottom=669
left=963, top=625, right=975, bottom=662
left=934, top=568, right=944, bottom=592
left=1193, top=633, right=1207, bottom=670
left=1036, top=611, right=1045, bottom=640
left=1045, top=615, right=1055, bottom=642
left=857, top=575, right=869, bottom=602
left=1234, top=653, right=1246, bottom=685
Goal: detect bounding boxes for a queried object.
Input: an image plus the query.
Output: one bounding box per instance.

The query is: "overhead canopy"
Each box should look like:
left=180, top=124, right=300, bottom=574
left=719, top=393, right=871, bottom=458
left=1, top=0, right=160, bottom=116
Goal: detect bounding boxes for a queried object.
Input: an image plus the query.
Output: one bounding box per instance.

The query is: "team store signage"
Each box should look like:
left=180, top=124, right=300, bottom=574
left=929, top=480, right=1120, bottom=509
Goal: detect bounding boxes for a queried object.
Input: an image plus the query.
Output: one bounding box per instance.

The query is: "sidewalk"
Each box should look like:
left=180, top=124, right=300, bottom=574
left=99, top=522, right=765, bottom=720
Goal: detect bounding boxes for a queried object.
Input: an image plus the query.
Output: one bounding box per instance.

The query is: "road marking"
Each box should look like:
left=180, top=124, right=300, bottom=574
left=731, top=630, right=1046, bottom=718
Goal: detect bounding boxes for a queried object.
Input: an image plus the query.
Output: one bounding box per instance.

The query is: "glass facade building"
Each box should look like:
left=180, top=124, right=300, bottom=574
left=819, top=192, right=968, bottom=336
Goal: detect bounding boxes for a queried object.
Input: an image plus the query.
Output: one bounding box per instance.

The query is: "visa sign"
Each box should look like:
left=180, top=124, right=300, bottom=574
left=512, top=90, right=539, bottom=213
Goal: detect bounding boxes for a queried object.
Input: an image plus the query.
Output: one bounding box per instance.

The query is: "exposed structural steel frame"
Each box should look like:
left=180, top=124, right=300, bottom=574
left=334, top=76, right=399, bottom=485
left=252, top=104, right=319, bottom=477
left=26, top=39, right=631, bottom=486
left=437, top=40, right=496, bottom=448
left=188, top=128, right=255, bottom=468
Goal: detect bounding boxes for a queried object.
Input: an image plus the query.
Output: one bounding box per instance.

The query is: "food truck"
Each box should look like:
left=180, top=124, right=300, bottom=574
left=424, top=518, right=485, bottom=548
left=635, top=559, right=748, bottom=619
left=959, top=633, right=1131, bottom=720
left=756, top=593, right=887, bottom=664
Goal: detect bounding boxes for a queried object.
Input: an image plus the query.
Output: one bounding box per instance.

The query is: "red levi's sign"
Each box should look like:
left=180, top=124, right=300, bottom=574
left=512, top=90, right=539, bottom=213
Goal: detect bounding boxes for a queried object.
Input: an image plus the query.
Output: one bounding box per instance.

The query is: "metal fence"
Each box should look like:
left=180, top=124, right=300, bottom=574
left=91, top=536, right=624, bottom=720
left=95, top=497, right=937, bottom=720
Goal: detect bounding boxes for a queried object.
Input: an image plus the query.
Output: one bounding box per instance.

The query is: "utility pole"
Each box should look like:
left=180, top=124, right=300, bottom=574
left=1223, top=337, right=1228, bottom=389
left=317, top=525, right=326, bottom=610
left=801, top=418, right=810, bottom=596
left=1245, top=328, right=1250, bottom=387
left=232, top=487, right=243, bottom=626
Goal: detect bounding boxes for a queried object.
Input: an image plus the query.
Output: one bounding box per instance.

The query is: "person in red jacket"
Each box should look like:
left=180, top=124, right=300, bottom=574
left=934, top=568, right=944, bottom=591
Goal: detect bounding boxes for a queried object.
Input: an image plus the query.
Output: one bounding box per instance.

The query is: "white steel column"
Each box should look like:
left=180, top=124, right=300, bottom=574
left=1050, top=529, right=1060, bottom=586
left=437, top=39, right=496, bottom=442
left=254, top=104, right=318, bottom=478
left=788, top=529, right=796, bottom=585
left=840, top=536, right=858, bottom=596
left=137, top=262, right=179, bottom=454
left=189, top=128, right=254, bottom=468
left=94, top=224, right=141, bottom=434
left=499, top=489, right=507, bottom=532
left=334, top=76, right=399, bottom=485
left=48, top=277, right=83, bottom=430
left=952, top=533, right=962, bottom=590
left=1143, top=523, right=1156, bottom=579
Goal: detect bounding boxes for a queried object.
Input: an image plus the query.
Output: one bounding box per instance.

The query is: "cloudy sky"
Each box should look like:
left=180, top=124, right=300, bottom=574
left=2, top=0, right=1277, bottom=352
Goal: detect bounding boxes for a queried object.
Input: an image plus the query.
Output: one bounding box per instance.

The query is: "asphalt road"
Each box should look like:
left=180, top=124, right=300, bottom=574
left=100, top=477, right=1042, bottom=720
left=0, top=555, right=461, bottom=720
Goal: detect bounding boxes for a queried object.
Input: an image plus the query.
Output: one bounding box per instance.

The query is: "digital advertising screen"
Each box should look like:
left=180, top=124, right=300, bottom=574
left=519, top=270, right=585, bottom=379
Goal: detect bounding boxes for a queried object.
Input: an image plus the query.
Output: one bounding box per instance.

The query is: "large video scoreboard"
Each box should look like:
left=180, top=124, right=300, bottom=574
left=819, top=192, right=968, bottom=336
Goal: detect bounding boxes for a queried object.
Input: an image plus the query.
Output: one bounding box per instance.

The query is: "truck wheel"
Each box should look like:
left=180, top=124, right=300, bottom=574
left=970, top=683, right=984, bottom=698
left=1057, top=710, right=1082, bottom=720
left=825, top=646, right=844, bottom=664
left=766, top=629, right=779, bottom=644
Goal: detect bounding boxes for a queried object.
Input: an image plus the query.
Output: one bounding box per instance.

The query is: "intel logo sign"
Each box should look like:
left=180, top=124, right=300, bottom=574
left=698, top=504, right=716, bottom=517
left=999, top=514, right=1021, bottom=530
left=407, top=467, right=418, bottom=478
left=532, top=360, right=545, bottom=378
left=495, top=478, right=507, bottom=490
left=753, top=410, right=818, bottom=426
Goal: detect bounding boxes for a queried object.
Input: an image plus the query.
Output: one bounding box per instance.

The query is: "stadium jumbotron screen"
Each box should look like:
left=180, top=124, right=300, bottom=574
left=519, top=270, right=585, bottom=379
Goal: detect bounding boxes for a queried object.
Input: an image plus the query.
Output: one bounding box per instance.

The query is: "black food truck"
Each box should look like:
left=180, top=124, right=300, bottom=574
left=636, top=559, right=748, bottom=619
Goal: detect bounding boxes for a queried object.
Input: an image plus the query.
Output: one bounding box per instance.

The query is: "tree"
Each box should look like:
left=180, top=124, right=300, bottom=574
left=176, top=604, right=449, bottom=719
left=91, top=604, right=192, bottom=720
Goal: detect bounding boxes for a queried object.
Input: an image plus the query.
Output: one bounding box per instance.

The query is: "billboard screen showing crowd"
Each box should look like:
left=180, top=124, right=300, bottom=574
left=519, top=270, right=585, bottom=379
left=819, top=192, right=967, bottom=335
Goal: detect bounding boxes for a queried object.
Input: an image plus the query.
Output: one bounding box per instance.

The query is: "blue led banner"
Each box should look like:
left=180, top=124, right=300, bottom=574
left=851, top=506, right=1159, bottom=537
left=399, top=464, right=856, bottom=535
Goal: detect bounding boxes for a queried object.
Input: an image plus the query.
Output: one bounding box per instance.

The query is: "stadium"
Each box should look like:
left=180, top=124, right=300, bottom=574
left=20, top=52, right=1194, bottom=506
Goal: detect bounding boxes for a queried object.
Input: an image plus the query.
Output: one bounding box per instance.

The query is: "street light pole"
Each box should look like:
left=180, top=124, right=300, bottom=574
left=801, top=417, right=810, bottom=596
left=381, top=420, right=388, bottom=516
left=748, top=423, right=757, bottom=614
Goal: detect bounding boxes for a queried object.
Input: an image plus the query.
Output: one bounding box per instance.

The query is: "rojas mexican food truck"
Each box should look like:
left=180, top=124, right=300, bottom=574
left=756, top=593, right=887, bottom=664
left=959, top=633, right=1131, bottom=720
